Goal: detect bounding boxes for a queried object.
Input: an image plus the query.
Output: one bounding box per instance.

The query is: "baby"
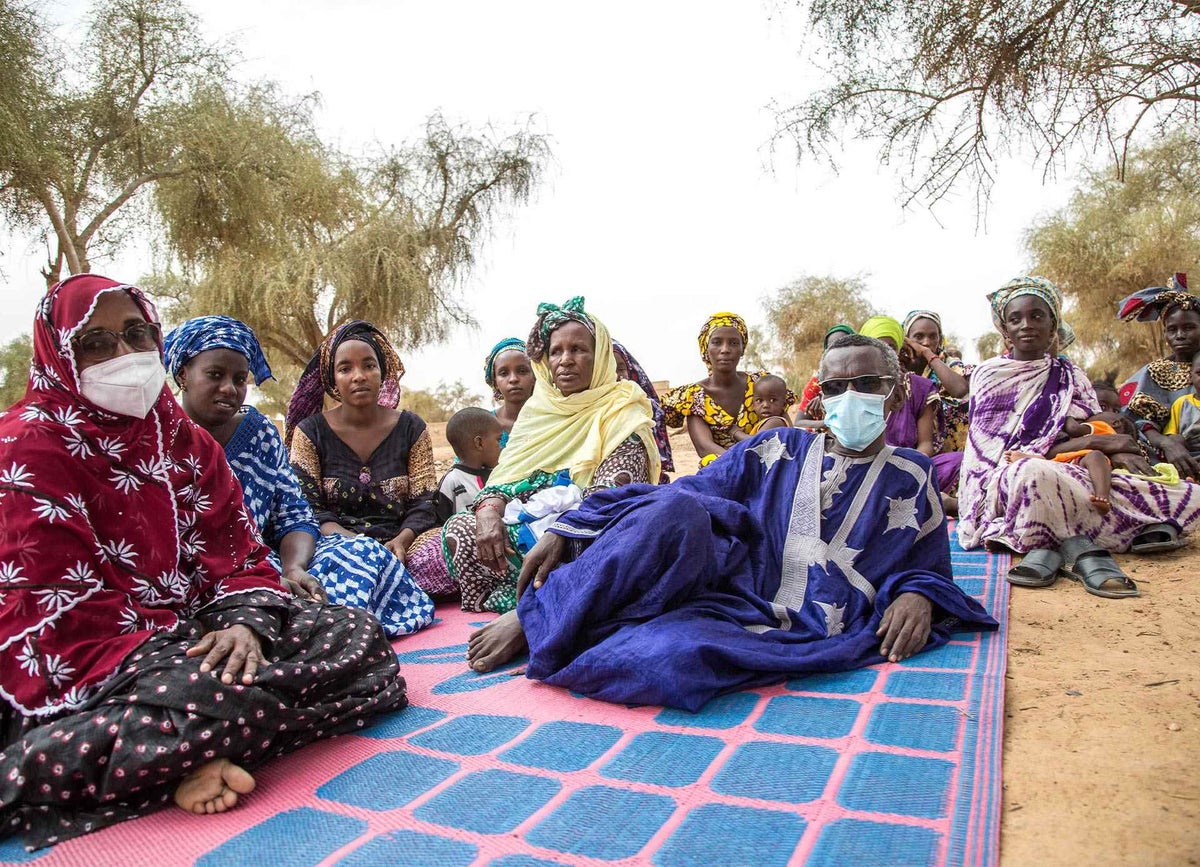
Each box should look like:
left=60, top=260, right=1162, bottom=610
left=1008, top=410, right=1136, bottom=515
left=749, top=374, right=794, bottom=434
left=435, top=408, right=504, bottom=523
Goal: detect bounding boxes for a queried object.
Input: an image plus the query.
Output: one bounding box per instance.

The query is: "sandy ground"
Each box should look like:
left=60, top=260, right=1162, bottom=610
left=430, top=422, right=1200, bottom=865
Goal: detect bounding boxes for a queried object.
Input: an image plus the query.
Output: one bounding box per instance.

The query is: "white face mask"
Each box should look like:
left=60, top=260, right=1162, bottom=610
left=78, top=351, right=167, bottom=419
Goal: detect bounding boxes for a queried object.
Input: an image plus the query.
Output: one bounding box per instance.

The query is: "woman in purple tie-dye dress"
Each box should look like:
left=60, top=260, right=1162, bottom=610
left=958, top=277, right=1200, bottom=573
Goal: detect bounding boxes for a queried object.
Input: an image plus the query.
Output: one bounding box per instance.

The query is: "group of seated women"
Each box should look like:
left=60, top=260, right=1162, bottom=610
left=0, top=269, right=1195, bottom=849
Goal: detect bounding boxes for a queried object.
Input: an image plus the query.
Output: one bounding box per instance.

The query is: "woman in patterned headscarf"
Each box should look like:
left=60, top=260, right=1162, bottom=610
left=661, top=312, right=789, bottom=465
left=1118, top=275, right=1200, bottom=481
left=0, top=277, right=407, bottom=849
left=959, top=276, right=1200, bottom=596
left=164, top=316, right=434, bottom=638
left=442, top=297, right=658, bottom=622
left=284, top=320, right=438, bottom=632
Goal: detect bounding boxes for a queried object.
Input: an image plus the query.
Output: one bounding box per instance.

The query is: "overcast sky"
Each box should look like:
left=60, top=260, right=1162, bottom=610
left=2, top=0, right=1084, bottom=393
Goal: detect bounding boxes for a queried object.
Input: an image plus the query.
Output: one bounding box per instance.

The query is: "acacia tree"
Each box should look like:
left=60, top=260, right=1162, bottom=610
left=780, top=0, right=1200, bottom=207
left=0, top=0, right=550, bottom=406
left=760, top=274, right=876, bottom=387
left=152, top=112, right=549, bottom=372
left=0, top=0, right=237, bottom=283
left=1025, top=131, right=1200, bottom=377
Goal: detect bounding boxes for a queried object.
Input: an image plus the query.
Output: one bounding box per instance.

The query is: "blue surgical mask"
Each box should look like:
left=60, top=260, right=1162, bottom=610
left=823, top=388, right=890, bottom=452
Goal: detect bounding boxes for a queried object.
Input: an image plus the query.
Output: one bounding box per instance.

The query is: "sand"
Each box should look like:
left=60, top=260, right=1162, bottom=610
left=431, top=423, right=1200, bottom=865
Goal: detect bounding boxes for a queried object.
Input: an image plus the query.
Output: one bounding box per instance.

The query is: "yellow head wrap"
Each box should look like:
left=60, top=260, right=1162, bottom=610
left=698, top=313, right=748, bottom=368
left=859, top=315, right=906, bottom=350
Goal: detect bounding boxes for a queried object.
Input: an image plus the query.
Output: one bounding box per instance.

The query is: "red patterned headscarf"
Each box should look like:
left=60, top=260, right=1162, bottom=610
left=0, top=274, right=284, bottom=717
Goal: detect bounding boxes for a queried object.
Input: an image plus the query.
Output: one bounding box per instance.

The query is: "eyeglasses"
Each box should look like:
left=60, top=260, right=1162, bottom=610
left=818, top=375, right=895, bottom=397
left=71, top=322, right=161, bottom=363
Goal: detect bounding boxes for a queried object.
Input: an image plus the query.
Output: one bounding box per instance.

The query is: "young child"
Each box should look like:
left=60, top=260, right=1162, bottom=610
left=435, top=408, right=504, bottom=523
left=1092, top=378, right=1123, bottom=414
left=1007, top=411, right=1137, bottom=515
left=748, top=374, right=794, bottom=434
left=1164, top=353, right=1200, bottom=457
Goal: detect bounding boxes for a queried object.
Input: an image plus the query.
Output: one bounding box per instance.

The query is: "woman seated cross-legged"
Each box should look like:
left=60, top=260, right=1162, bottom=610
left=466, top=333, right=997, bottom=710
left=0, top=277, right=407, bottom=850
left=284, top=321, right=438, bottom=635
left=442, top=296, right=661, bottom=615
left=163, top=316, right=434, bottom=637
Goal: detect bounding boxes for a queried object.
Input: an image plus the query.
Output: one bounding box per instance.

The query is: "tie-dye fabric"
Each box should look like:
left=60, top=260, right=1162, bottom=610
left=957, top=355, right=1200, bottom=552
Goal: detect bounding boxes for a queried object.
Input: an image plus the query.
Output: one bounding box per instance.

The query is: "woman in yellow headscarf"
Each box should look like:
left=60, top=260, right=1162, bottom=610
left=440, top=297, right=659, bottom=616
left=661, top=312, right=792, bottom=465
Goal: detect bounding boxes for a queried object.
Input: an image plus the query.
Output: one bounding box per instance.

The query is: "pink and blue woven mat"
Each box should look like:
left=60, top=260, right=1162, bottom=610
left=0, top=535, right=1008, bottom=866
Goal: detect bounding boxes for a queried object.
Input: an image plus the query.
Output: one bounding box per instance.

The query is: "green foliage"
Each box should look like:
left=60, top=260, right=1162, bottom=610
left=782, top=0, right=1200, bottom=207
left=398, top=380, right=487, bottom=424
left=0, top=334, right=32, bottom=409
left=149, top=109, right=548, bottom=400
left=760, top=274, right=876, bottom=389
left=1025, top=131, right=1200, bottom=379
left=0, top=0, right=233, bottom=280
left=1, top=0, right=549, bottom=384
left=975, top=332, right=1005, bottom=362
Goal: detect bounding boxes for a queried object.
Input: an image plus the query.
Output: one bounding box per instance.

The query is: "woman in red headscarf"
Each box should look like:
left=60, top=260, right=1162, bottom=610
left=0, top=275, right=407, bottom=850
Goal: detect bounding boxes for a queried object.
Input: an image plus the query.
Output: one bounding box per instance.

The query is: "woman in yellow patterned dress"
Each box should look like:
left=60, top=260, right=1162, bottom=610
left=661, top=312, right=780, bottom=465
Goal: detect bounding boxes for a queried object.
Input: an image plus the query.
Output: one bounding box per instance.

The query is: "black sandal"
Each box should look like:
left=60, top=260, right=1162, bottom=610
left=1059, top=535, right=1139, bottom=599
left=1006, top=549, right=1063, bottom=588
left=1129, top=522, right=1187, bottom=555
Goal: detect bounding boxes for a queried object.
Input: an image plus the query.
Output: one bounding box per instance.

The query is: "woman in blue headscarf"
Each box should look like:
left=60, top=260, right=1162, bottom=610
left=163, top=316, right=434, bottom=638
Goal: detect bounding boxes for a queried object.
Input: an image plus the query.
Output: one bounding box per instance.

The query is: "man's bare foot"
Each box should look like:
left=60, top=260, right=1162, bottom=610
left=174, top=759, right=256, bottom=815
left=467, top=611, right=527, bottom=673
left=1090, top=495, right=1112, bottom=515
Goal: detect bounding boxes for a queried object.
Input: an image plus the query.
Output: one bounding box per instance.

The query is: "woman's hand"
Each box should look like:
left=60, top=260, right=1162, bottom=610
left=320, top=521, right=356, bottom=537
left=877, top=592, right=932, bottom=662
left=186, top=625, right=264, bottom=685
left=1088, top=433, right=1140, bottom=456
left=517, top=532, right=568, bottom=598
left=281, top=566, right=326, bottom=603
left=475, top=504, right=514, bottom=573
left=805, top=394, right=825, bottom=421
left=385, top=528, right=415, bottom=563
left=903, top=337, right=935, bottom=365
left=1110, top=452, right=1155, bottom=476
left=1156, top=435, right=1200, bottom=481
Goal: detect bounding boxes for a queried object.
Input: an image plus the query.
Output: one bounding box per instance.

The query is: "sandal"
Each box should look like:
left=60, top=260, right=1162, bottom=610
left=1006, top=548, right=1063, bottom=588
left=1129, top=522, right=1187, bottom=555
left=1059, top=535, right=1139, bottom=599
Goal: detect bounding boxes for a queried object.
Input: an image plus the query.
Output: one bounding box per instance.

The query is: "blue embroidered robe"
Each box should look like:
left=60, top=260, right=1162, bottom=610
left=518, top=429, right=996, bottom=710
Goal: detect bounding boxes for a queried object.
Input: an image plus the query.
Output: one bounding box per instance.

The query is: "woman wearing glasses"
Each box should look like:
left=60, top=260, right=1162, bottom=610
left=468, top=332, right=996, bottom=711
left=0, top=276, right=408, bottom=849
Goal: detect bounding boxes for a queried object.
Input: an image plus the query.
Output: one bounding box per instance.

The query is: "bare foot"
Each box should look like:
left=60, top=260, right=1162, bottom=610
left=1006, top=450, right=1038, bottom=463
left=1090, top=495, right=1112, bottom=515
left=467, top=610, right=527, bottom=673
left=174, top=759, right=256, bottom=815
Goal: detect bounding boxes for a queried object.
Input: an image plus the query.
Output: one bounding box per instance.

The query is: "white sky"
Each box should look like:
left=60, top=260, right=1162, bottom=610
left=1, top=0, right=1088, bottom=393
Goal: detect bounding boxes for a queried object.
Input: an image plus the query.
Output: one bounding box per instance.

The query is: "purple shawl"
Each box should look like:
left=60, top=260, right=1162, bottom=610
left=957, top=355, right=1098, bottom=546
left=885, top=373, right=940, bottom=449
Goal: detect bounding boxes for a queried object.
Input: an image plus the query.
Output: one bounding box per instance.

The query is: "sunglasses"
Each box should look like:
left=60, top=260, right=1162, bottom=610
left=71, top=322, right=161, bottom=363
left=818, top=375, right=895, bottom=397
